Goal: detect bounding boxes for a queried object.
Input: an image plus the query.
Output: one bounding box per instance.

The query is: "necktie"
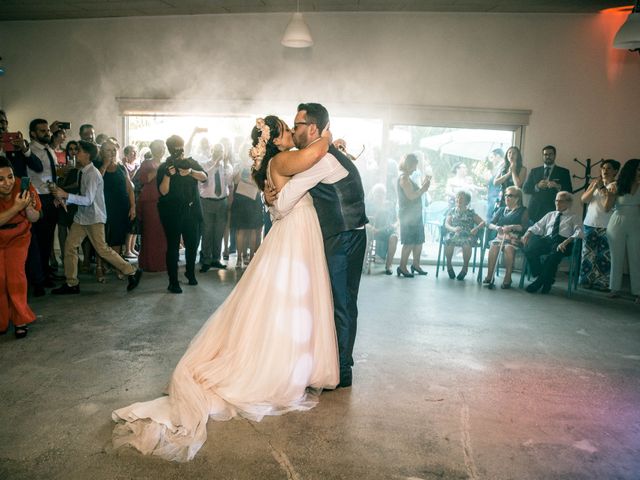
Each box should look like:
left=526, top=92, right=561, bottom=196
left=214, top=168, right=222, bottom=197
left=552, top=212, right=562, bottom=237
left=543, top=166, right=550, bottom=179
left=44, top=146, right=58, bottom=183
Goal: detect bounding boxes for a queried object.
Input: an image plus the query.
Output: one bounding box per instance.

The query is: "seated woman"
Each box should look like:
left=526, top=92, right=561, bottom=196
left=444, top=190, right=485, bottom=280
left=482, top=186, right=529, bottom=289
left=367, top=183, right=398, bottom=275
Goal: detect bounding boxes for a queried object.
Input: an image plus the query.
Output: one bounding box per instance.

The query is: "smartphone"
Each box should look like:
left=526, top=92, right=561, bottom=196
left=58, top=122, right=71, bottom=130
left=1, top=132, right=21, bottom=152
left=20, top=177, right=31, bottom=193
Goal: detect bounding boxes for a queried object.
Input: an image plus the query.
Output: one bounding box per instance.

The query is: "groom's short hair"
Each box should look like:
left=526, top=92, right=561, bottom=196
left=298, top=103, right=329, bottom=131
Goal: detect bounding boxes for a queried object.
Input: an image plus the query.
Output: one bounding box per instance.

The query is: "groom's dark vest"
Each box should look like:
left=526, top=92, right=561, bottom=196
left=309, top=145, right=368, bottom=239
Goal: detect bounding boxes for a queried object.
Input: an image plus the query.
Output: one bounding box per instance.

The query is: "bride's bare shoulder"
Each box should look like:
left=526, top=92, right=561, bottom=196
left=268, top=155, right=290, bottom=190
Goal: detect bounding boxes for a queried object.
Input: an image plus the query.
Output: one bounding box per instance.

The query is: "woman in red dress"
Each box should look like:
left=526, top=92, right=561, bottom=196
left=133, top=140, right=167, bottom=272
left=0, top=156, right=42, bottom=339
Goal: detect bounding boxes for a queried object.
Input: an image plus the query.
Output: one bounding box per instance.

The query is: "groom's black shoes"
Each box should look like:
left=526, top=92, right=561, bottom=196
left=338, top=369, right=352, bottom=388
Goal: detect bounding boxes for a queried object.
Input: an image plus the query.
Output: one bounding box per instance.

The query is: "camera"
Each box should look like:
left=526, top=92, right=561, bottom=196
left=174, top=159, right=191, bottom=170
left=58, top=122, right=71, bottom=130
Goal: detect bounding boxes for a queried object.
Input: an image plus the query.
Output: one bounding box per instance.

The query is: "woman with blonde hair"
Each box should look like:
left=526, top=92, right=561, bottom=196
left=482, top=186, right=529, bottom=288
left=396, top=153, right=430, bottom=277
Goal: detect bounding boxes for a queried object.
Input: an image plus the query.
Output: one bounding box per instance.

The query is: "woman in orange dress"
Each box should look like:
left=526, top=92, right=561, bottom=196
left=0, top=156, right=42, bottom=339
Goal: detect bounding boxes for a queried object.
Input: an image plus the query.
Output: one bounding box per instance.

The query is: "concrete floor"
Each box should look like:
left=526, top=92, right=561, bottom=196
left=1, top=261, right=639, bottom=480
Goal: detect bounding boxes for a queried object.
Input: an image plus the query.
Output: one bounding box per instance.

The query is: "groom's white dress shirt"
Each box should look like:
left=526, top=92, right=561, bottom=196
left=271, top=152, right=348, bottom=220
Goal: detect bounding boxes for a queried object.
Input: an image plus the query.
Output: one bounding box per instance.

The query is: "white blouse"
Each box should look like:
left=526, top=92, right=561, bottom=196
left=584, top=185, right=613, bottom=228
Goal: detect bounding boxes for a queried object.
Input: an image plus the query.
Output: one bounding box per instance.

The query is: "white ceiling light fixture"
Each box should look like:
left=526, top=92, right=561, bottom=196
left=281, top=0, right=313, bottom=48
left=613, top=0, right=640, bottom=53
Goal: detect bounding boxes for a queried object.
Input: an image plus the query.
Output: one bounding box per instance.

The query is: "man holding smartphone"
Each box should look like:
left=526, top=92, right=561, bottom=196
left=0, top=110, right=43, bottom=178
left=26, top=118, right=65, bottom=288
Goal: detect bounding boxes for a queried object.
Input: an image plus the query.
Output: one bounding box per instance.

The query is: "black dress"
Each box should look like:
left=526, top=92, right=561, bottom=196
left=230, top=169, right=263, bottom=230
left=103, top=164, right=130, bottom=246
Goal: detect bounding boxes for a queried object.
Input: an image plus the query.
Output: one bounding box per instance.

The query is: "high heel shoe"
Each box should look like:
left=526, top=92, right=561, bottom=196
left=447, top=267, right=456, bottom=279
left=410, top=265, right=428, bottom=276
left=456, top=268, right=468, bottom=281
left=396, top=267, right=414, bottom=278
left=384, top=268, right=393, bottom=275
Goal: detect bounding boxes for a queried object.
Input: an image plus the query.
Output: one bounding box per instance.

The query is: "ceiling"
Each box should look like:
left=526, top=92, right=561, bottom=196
left=0, top=1, right=634, bottom=22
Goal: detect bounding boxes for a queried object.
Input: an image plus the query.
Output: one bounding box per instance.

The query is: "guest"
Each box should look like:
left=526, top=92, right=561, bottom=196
left=134, top=140, right=167, bottom=272
left=493, top=146, right=527, bottom=210
left=229, top=149, right=263, bottom=268
left=482, top=186, right=529, bottom=288
left=445, top=163, right=478, bottom=206
left=0, top=156, right=41, bottom=339
left=397, top=153, right=430, bottom=277
left=199, top=143, right=233, bottom=272
left=122, top=145, right=139, bottom=259
left=1, top=111, right=46, bottom=295
left=55, top=141, right=82, bottom=265
left=26, top=118, right=64, bottom=288
left=185, top=127, right=211, bottom=164
left=444, top=191, right=485, bottom=280
left=605, top=159, right=640, bottom=303
left=97, top=139, right=135, bottom=282
left=579, top=159, right=620, bottom=291
left=486, top=148, right=504, bottom=220
left=221, top=137, right=236, bottom=261
left=50, top=141, right=142, bottom=295
left=157, top=135, right=207, bottom=293
left=50, top=129, right=67, bottom=166
left=95, top=133, right=109, bottom=146
left=522, top=191, right=582, bottom=294
left=367, top=183, right=398, bottom=275
left=0, top=110, right=43, bottom=178
left=122, top=145, right=139, bottom=179
left=79, top=124, right=95, bottom=144
left=523, top=145, right=572, bottom=222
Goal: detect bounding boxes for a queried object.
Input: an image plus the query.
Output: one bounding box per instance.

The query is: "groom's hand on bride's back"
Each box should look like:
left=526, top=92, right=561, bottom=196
left=263, top=182, right=279, bottom=206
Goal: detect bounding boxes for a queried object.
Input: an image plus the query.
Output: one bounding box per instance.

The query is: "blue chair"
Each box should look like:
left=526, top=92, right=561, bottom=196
left=435, top=221, right=485, bottom=278
left=518, top=238, right=583, bottom=297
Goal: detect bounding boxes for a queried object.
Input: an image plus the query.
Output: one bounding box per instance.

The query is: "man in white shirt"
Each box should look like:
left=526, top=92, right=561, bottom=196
left=27, top=118, right=65, bottom=287
left=50, top=141, right=142, bottom=294
left=522, top=191, right=582, bottom=294
left=199, top=143, right=233, bottom=271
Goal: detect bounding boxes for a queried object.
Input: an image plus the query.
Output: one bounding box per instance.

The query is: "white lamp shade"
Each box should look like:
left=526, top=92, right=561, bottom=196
left=281, top=12, right=314, bottom=48
left=613, top=11, right=640, bottom=50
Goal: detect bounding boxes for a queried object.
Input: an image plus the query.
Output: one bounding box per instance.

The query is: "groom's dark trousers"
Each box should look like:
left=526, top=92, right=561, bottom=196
left=324, top=229, right=367, bottom=387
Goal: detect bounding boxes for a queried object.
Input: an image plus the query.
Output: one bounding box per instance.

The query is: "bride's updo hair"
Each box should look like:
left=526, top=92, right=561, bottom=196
left=250, top=115, right=282, bottom=191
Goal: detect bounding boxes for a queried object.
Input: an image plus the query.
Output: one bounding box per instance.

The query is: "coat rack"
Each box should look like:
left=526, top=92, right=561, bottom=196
left=572, top=157, right=604, bottom=219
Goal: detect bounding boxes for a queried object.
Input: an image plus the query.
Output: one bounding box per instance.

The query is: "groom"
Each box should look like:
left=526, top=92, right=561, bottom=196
left=268, top=103, right=368, bottom=388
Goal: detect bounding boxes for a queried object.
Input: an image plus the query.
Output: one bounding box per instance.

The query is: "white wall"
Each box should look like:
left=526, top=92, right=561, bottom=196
left=1, top=11, right=638, bottom=176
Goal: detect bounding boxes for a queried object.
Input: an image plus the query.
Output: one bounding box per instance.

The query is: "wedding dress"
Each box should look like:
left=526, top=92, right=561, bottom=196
left=112, top=189, right=339, bottom=462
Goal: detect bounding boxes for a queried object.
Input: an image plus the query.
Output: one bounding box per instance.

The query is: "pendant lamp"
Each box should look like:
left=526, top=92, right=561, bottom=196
left=281, top=1, right=313, bottom=48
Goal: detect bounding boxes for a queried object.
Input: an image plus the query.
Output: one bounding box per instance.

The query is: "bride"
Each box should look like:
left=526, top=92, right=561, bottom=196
left=112, top=116, right=338, bottom=462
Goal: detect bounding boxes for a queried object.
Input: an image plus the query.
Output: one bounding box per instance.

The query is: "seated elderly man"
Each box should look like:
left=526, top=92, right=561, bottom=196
left=521, top=191, right=582, bottom=294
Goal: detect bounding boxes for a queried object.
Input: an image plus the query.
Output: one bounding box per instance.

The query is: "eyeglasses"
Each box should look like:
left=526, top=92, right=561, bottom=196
left=293, top=121, right=312, bottom=131
left=504, top=194, right=516, bottom=198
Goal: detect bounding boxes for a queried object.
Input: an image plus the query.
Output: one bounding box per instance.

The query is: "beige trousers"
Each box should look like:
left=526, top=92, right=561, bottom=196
left=64, top=223, right=136, bottom=286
